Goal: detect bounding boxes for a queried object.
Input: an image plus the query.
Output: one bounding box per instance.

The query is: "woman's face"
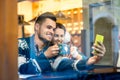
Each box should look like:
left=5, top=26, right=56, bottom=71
left=53, top=28, right=65, bottom=44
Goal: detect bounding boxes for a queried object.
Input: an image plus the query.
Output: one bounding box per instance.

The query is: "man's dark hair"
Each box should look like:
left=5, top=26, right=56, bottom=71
left=35, top=12, right=57, bottom=25
left=55, top=23, right=66, bottom=34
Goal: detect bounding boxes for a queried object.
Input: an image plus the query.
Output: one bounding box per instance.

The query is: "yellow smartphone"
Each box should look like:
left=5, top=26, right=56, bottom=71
left=93, top=34, right=104, bottom=55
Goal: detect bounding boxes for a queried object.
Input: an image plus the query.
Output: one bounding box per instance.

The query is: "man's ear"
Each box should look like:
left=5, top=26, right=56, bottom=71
left=34, top=23, right=40, bottom=31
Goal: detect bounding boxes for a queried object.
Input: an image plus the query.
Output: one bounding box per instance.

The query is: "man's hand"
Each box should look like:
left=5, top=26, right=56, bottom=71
left=87, top=42, right=106, bottom=65
left=92, top=41, right=106, bottom=57
left=44, top=44, right=59, bottom=58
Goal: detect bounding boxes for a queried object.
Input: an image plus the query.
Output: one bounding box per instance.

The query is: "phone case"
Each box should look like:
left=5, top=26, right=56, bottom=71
left=93, top=34, right=104, bottom=55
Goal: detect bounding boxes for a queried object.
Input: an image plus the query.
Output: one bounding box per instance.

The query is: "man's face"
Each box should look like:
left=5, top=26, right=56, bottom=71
left=53, top=28, right=65, bottom=44
left=36, top=18, right=56, bottom=42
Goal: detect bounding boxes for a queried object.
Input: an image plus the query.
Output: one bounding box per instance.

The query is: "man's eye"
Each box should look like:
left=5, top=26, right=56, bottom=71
left=47, top=25, right=52, bottom=29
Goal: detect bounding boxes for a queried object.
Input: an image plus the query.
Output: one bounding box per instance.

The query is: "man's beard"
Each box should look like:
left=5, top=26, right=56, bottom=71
left=37, top=33, right=50, bottom=44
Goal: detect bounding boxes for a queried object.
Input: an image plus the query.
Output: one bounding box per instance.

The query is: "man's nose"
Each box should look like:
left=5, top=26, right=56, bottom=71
left=51, top=29, right=54, bottom=34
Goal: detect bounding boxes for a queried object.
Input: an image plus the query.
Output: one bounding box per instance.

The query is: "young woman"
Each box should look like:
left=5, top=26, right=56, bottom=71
left=51, top=22, right=106, bottom=71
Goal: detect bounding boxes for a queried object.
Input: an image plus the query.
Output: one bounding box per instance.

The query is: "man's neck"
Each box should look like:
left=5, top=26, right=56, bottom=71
left=34, top=34, right=45, bottom=50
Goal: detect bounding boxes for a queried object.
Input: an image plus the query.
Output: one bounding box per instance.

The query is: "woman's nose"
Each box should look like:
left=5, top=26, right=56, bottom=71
left=58, top=37, right=62, bottom=40
left=59, top=37, right=63, bottom=43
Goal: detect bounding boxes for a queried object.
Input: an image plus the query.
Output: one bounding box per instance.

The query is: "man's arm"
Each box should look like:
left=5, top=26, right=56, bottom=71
left=18, top=39, right=41, bottom=74
left=87, top=42, right=106, bottom=65
left=18, top=39, right=52, bottom=74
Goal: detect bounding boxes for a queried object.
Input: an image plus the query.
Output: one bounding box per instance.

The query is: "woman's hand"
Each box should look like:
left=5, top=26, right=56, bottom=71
left=63, top=54, right=72, bottom=59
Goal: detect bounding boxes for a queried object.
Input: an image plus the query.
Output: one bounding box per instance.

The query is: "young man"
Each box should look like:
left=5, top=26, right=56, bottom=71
left=18, top=12, right=59, bottom=74
left=51, top=23, right=106, bottom=71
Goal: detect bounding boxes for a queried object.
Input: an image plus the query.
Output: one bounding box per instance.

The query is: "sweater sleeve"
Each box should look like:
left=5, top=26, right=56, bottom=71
left=18, top=38, right=53, bottom=74
left=18, top=52, right=53, bottom=74
left=18, top=59, right=41, bottom=74
left=18, top=39, right=41, bottom=74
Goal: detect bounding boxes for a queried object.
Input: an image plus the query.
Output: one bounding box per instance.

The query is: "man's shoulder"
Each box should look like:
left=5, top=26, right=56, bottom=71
left=18, top=37, right=30, bottom=41
left=18, top=37, right=31, bottom=50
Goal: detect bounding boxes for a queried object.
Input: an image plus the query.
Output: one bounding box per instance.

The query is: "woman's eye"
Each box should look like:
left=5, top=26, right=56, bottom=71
left=54, top=34, right=58, bottom=37
left=61, top=35, right=64, bottom=37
